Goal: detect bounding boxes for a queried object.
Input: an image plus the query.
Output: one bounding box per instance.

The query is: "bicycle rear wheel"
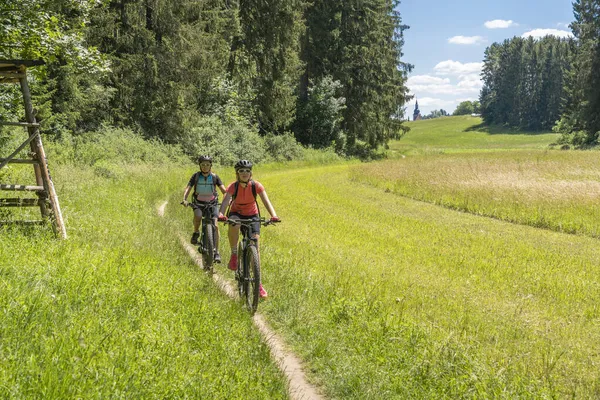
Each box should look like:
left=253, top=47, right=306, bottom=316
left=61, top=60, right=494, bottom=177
left=243, top=244, right=261, bottom=314
left=202, top=223, right=214, bottom=272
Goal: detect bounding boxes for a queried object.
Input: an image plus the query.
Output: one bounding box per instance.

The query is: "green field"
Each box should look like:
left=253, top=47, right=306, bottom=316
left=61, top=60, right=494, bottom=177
left=390, top=115, right=560, bottom=155
left=359, top=117, right=600, bottom=237
left=0, top=165, right=288, bottom=399
left=2, top=116, right=600, bottom=398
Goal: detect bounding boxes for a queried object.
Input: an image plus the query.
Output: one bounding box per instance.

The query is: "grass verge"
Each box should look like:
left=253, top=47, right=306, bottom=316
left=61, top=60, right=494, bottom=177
left=242, top=164, right=600, bottom=399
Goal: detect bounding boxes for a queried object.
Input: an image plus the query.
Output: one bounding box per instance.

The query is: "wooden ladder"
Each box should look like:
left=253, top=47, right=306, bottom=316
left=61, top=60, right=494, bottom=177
left=0, top=59, right=67, bottom=239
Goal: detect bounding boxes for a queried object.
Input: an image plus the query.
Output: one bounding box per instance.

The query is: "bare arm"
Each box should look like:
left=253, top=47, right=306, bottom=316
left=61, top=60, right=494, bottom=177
left=218, top=184, right=227, bottom=195
left=183, top=185, right=192, bottom=203
left=259, top=190, right=277, bottom=218
left=219, top=192, right=232, bottom=216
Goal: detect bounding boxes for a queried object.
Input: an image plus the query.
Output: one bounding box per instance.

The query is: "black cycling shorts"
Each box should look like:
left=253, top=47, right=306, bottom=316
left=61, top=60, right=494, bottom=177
left=228, top=212, right=261, bottom=235
left=193, top=202, right=218, bottom=219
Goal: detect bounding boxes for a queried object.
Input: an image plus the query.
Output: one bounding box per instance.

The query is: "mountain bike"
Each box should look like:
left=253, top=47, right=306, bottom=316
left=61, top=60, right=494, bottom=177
left=223, top=217, right=280, bottom=314
left=182, top=200, right=219, bottom=273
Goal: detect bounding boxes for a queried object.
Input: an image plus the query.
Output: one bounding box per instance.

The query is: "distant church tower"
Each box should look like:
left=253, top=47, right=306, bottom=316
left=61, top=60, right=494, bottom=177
left=413, top=98, right=422, bottom=121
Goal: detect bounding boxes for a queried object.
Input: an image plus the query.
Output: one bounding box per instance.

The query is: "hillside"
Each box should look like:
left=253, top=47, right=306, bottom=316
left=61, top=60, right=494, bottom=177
left=390, top=115, right=560, bottom=155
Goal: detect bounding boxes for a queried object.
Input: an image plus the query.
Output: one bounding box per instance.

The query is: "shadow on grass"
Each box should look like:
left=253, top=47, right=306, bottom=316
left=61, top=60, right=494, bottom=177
left=464, top=122, right=553, bottom=135
left=0, top=223, right=55, bottom=239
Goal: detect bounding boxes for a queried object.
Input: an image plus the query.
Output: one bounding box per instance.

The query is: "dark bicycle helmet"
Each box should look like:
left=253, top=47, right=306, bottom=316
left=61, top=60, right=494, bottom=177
left=234, top=159, right=253, bottom=171
left=197, top=155, right=212, bottom=164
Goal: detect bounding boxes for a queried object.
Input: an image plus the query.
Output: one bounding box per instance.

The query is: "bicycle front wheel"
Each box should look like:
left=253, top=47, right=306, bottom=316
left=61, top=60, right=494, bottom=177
left=243, top=244, right=261, bottom=314
left=236, top=243, right=244, bottom=297
left=202, top=223, right=215, bottom=272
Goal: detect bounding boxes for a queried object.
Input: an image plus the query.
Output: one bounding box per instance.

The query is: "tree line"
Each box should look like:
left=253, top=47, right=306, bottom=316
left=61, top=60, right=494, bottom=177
left=422, top=109, right=449, bottom=119
left=479, top=35, right=573, bottom=131
left=453, top=100, right=480, bottom=116
left=0, top=0, right=412, bottom=160
left=479, top=0, right=600, bottom=146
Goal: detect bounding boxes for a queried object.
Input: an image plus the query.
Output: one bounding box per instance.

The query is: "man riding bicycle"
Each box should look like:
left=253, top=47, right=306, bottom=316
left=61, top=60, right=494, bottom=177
left=218, top=160, right=280, bottom=298
left=182, top=155, right=227, bottom=263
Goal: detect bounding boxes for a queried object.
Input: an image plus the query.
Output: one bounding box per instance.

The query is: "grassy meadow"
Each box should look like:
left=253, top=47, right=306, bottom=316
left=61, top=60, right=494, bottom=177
left=2, top=116, right=600, bottom=398
left=253, top=164, right=600, bottom=399
left=389, top=115, right=560, bottom=155
left=357, top=117, right=600, bottom=237
left=0, top=164, right=288, bottom=399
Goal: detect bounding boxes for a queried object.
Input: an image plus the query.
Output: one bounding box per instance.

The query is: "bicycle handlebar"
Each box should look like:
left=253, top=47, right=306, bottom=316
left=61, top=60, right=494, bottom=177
left=181, top=200, right=219, bottom=209
left=220, top=217, right=281, bottom=227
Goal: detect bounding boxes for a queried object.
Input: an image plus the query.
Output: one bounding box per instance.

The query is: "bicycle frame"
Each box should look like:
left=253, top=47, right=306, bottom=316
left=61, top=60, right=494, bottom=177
left=195, top=202, right=216, bottom=241
left=239, top=220, right=258, bottom=248
left=232, top=217, right=269, bottom=258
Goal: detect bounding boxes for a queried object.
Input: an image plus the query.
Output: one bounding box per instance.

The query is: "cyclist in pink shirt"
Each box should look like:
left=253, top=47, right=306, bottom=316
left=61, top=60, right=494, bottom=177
left=218, top=160, right=280, bottom=298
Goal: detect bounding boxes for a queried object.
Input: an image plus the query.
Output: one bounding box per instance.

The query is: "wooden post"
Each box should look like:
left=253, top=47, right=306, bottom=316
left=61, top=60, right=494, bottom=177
left=19, top=69, right=67, bottom=239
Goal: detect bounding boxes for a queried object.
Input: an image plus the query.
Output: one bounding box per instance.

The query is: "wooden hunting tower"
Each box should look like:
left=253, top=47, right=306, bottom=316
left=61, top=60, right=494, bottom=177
left=0, top=59, right=66, bottom=238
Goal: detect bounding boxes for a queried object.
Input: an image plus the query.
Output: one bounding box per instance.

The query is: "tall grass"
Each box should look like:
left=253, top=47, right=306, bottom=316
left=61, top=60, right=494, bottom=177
left=0, top=164, right=288, bottom=398
left=358, top=118, right=600, bottom=238
left=248, top=165, right=600, bottom=399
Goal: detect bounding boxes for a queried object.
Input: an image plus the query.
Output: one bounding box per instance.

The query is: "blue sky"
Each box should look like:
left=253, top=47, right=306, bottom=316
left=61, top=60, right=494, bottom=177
left=399, top=0, right=575, bottom=117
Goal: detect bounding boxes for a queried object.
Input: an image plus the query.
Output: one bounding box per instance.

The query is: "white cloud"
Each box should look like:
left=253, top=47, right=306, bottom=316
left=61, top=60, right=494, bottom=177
left=485, top=19, right=517, bottom=29
left=407, top=73, right=481, bottom=96
left=522, top=29, right=573, bottom=39
left=455, top=97, right=479, bottom=103
left=457, top=74, right=483, bottom=90
left=409, top=84, right=479, bottom=96
left=410, top=96, right=455, bottom=108
left=406, top=75, right=455, bottom=95
left=406, top=75, right=450, bottom=85
left=448, top=36, right=486, bottom=45
left=433, top=60, right=483, bottom=77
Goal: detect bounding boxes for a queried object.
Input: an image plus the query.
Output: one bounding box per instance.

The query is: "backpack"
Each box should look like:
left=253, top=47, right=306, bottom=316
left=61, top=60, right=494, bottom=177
left=193, top=172, right=218, bottom=201
left=227, top=180, right=260, bottom=216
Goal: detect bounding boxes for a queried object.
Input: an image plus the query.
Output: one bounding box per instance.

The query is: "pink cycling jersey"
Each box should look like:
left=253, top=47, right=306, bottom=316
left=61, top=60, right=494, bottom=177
left=227, top=180, right=265, bottom=215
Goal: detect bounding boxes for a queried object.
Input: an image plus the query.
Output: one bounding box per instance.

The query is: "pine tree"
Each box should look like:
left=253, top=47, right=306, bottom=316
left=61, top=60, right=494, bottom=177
left=480, top=43, right=501, bottom=125
left=299, top=0, right=411, bottom=154
left=236, top=0, right=304, bottom=134
left=86, top=0, right=238, bottom=141
left=556, top=0, right=600, bottom=146
left=519, top=36, right=538, bottom=129
left=480, top=36, right=570, bottom=131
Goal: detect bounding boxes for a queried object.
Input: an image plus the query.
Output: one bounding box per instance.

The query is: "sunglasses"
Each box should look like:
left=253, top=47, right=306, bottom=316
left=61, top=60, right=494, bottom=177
left=237, top=169, right=251, bottom=173
left=199, top=162, right=211, bottom=167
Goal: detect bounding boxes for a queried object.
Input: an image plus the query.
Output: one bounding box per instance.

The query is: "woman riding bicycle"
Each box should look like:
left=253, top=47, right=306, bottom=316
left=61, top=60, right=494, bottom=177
left=182, top=155, right=227, bottom=263
left=218, top=160, right=280, bottom=298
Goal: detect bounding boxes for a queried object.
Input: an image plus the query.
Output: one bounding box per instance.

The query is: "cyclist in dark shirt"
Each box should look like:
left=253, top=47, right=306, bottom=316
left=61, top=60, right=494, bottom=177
left=183, top=155, right=227, bottom=262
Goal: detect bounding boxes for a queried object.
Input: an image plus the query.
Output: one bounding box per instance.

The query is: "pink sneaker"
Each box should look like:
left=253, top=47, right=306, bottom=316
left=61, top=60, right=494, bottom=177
left=228, top=254, right=238, bottom=271
left=259, top=284, right=268, bottom=298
